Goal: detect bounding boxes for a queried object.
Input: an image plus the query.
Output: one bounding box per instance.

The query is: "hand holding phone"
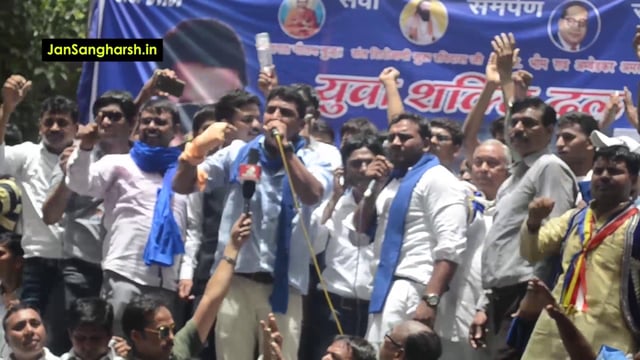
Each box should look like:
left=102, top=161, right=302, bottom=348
left=155, top=74, right=185, bottom=98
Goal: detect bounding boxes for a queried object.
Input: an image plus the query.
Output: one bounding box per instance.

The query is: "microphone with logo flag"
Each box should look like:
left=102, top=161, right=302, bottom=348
left=239, top=148, right=261, bottom=214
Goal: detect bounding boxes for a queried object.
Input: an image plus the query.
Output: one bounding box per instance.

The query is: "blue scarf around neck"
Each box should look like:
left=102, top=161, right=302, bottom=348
left=369, top=153, right=440, bottom=313
left=130, top=141, right=184, bottom=267
left=230, top=135, right=306, bottom=313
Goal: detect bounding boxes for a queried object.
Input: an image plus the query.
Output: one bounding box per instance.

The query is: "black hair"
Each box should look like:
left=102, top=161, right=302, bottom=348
left=266, top=86, right=308, bottom=121
left=67, top=297, right=114, bottom=334
left=557, top=111, right=599, bottom=138
left=332, top=335, right=376, bottom=360
left=511, top=97, right=557, bottom=127
left=593, top=145, right=640, bottom=177
left=430, top=118, right=463, bottom=146
left=192, top=105, right=217, bottom=135
left=290, top=83, right=320, bottom=114
left=340, top=117, right=378, bottom=140
left=92, top=90, right=137, bottom=125
left=121, top=295, right=166, bottom=340
left=561, top=1, right=589, bottom=18
left=2, top=303, right=39, bottom=333
left=0, top=233, right=23, bottom=258
left=404, top=330, right=442, bottom=360
left=214, top=90, right=260, bottom=124
left=40, top=96, right=78, bottom=123
left=310, top=118, right=335, bottom=143
left=340, top=134, right=384, bottom=167
left=389, top=112, right=432, bottom=139
left=159, top=18, right=247, bottom=85
left=139, top=98, right=180, bottom=126
left=490, top=116, right=505, bottom=139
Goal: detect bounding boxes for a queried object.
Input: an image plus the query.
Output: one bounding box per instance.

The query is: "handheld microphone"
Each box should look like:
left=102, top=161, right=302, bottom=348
left=239, top=148, right=261, bottom=214
left=270, top=128, right=282, bottom=139
left=364, top=140, right=391, bottom=198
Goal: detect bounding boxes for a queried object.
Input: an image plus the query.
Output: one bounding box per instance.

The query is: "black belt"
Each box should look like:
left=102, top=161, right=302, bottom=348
left=323, top=291, right=369, bottom=311
left=490, top=282, right=528, bottom=300
left=236, top=272, right=274, bottom=284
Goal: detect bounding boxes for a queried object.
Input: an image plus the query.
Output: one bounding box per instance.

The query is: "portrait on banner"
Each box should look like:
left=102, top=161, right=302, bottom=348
left=547, top=0, right=601, bottom=53
left=399, top=0, right=449, bottom=46
left=279, top=0, right=326, bottom=39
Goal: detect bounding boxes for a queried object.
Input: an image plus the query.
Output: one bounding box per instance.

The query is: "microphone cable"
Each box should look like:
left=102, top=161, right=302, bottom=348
left=273, top=131, right=344, bottom=335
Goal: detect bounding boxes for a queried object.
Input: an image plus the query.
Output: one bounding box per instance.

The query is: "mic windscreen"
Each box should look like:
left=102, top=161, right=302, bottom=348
left=248, top=148, right=259, bottom=165
left=242, top=180, right=256, bottom=200
left=270, top=128, right=280, bottom=138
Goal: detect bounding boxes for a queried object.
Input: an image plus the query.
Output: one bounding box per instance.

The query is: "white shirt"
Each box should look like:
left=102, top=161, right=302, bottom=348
left=368, top=165, right=468, bottom=285
left=307, top=138, right=342, bottom=172
left=60, top=347, right=124, bottom=360
left=437, top=191, right=496, bottom=342
left=3, top=348, right=60, bottom=360
left=0, top=142, right=63, bottom=259
left=311, top=190, right=374, bottom=300
left=65, top=149, right=198, bottom=290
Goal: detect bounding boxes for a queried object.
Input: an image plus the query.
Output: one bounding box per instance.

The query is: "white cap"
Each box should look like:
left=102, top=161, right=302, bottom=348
left=590, top=130, right=640, bottom=154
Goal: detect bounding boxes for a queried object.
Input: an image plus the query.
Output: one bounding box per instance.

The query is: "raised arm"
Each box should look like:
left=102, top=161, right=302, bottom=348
left=379, top=67, right=404, bottom=124
left=190, top=213, right=252, bottom=343
left=173, top=122, right=235, bottom=194
left=0, top=75, right=31, bottom=144
left=520, top=197, right=571, bottom=263
left=65, top=124, right=111, bottom=198
left=462, top=52, right=500, bottom=160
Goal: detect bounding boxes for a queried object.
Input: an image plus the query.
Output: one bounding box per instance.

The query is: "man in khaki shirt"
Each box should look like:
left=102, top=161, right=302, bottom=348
left=520, top=144, right=640, bottom=358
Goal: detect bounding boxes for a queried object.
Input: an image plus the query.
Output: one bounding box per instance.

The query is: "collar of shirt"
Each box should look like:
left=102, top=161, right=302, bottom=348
left=12, top=347, right=57, bottom=360
left=559, top=35, right=580, bottom=51
left=62, top=348, right=116, bottom=360
left=510, top=147, right=551, bottom=171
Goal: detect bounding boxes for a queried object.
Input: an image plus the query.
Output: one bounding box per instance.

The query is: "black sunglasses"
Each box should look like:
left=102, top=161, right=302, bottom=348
left=145, top=323, right=175, bottom=340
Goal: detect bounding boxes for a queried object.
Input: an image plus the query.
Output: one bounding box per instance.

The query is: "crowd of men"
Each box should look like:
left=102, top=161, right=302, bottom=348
left=1, top=28, right=640, bottom=360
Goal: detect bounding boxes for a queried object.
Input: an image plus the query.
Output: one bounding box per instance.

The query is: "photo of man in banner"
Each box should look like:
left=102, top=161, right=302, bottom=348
left=400, top=0, right=449, bottom=46
left=279, top=0, right=326, bottom=39
left=548, top=0, right=601, bottom=53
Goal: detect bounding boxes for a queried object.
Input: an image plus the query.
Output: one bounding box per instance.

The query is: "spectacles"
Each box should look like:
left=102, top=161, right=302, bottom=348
left=265, top=105, right=298, bottom=119
left=139, top=117, right=170, bottom=126
left=99, top=111, right=124, bottom=122
left=563, top=16, right=587, bottom=29
left=144, top=323, right=175, bottom=340
left=42, top=117, right=72, bottom=128
left=385, top=332, right=404, bottom=350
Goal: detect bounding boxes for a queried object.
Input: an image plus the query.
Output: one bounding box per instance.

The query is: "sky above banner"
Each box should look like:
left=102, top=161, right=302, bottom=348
left=78, top=0, right=640, bottom=137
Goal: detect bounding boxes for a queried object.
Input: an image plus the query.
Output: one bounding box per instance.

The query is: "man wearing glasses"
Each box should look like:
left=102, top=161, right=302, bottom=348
left=555, top=1, right=589, bottom=52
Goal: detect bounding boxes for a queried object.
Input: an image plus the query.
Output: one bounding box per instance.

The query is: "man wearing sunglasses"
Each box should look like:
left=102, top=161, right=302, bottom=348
left=65, top=99, right=213, bottom=337
left=42, top=91, right=136, bottom=351
left=121, top=212, right=252, bottom=360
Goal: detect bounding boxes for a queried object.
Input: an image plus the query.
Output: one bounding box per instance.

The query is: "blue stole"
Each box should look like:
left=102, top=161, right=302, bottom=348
left=369, top=153, right=440, bottom=313
left=230, top=135, right=306, bottom=314
left=129, top=141, right=185, bottom=267
left=578, top=180, right=592, bottom=203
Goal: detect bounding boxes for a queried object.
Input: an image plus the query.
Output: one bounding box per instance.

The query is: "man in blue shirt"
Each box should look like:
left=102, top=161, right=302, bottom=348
left=173, top=85, right=333, bottom=360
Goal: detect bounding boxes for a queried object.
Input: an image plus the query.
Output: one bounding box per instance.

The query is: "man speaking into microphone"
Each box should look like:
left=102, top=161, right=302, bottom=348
left=172, top=86, right=333, bottom=360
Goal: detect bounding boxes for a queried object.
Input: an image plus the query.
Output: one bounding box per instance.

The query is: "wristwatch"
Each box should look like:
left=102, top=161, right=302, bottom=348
left=422, top=294, right=440, bottom=308
left=282, top=142, right=295, bottom=153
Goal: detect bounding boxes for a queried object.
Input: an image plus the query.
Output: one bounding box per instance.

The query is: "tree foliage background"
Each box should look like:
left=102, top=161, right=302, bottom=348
left=0, top=0, right=91, bottom=141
